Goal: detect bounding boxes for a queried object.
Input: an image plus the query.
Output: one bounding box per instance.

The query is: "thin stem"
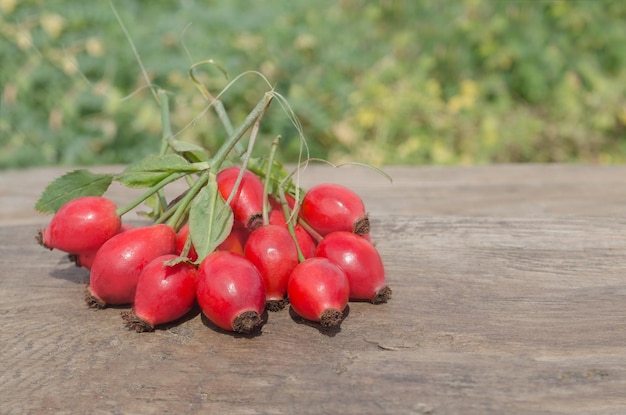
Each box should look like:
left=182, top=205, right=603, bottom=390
left=297, top=217, right=323, bottom=244
left=215, top=100, right=235, bottom=136
left=178, top=230, right=194, bottom=260
left=278, top=188, right=305, bottom=263
left=262, top=136, right=281, bottom=225
left=156, top=89, right=175, bottom=214
left=159, top=89, right=173, bottom=155
left=115, top=171, right=188, bottom=217
left=210, top=92, right=273, bottom=172
left=188, top=61, right=241, bottom=152
left=108, top=0, right=159, bottom=104
left=165, top=171, right=210, bottom=230
left=218, top=97, right=268, bottom=218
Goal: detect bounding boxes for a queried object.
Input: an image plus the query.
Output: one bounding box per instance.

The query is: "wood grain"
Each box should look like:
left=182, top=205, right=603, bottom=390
left=3, top=163, right=626, bottom=225
left=2, top=217, right=626, bottom=414
left=1, top=165, right=626, bottom=414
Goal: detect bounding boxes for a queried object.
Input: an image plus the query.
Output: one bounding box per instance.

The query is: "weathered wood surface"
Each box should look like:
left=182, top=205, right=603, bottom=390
left=2, top=164, right=626, bottom=415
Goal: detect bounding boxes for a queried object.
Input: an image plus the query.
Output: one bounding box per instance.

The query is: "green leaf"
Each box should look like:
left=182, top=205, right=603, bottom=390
left=115, top=154, right=199, bottom=188
left=169, top=139, right=210, bottom=163
left=34, top=169, right=114, bottom=214
left=169, top=139, right=207, bottom=154
left=189, top=181, right=234, bottom=262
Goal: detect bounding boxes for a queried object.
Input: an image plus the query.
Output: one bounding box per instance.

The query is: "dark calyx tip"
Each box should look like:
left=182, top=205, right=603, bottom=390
left=353, top=215, right=370, bottom=235
left=372, top=285, right=392, bottom=304
left=35, top=229, right=52, bottom=250
left=232, top=310, right=262, bottom=333
left=68, top=253, right=80, bottom=267
left=246, top=214, right=264, bottom=232
left=320, top=308, right=344, bottom=328
left=265, top=298, right=289, bottom=312
left=121, top=310, right=154, bottom=333
left=84, top=285, right=107, bottom=309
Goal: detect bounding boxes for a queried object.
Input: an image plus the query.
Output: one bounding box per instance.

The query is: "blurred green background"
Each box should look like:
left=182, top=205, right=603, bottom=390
left=2, top=0, right=626, bottom=169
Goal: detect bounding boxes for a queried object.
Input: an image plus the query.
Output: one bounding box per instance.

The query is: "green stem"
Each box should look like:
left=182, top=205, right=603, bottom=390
left=115, top=171, right=189, bottom=217
left=159, top=89, right=174, bottom=155
left=278, top=187, right=305, bottom=263
left=156, top=89, right=174, bottom=215
left=188, top=62, right=242, bottom=154
left=215, top=100, right=235, bottom=136
left=165, top=171, right=210, bottom=230
left=210, top=92, right=273, bottom=172
left=297, top=217, right=323, bottom=244
left=262, top=136, right=281, bottom=225
left=217, top=98, right=268, bottom=218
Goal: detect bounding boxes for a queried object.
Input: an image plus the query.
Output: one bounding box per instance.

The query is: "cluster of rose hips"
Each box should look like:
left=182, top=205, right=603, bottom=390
left=37, top=165, right=391, bottom=334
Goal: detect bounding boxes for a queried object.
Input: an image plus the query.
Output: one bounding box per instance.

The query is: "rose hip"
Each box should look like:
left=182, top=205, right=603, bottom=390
left=315, top=231, right=391, bottom=304
left=268, top=209, right=316, bottom=259
left=287, top=257, right=350, bottom=328
left=86, top=224, right=176, bottom=308
left=196, top=251, right=265, bottom=333
left=37, top=196, right=121, bottom=254
left=216, top=166, right=265, bottom=231
left=122, top=254, right=197, bottom=332
left=244, top=224, right=299, bottom=311
left=299, top=183, right=369, bottom=236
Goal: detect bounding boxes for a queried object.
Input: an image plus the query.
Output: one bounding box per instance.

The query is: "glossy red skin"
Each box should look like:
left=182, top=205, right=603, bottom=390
left=88, top=224, right=176, bottom=306
left=287, top=257, right=350, bottom=323
left=315, top=231, right=386, bottom=301
left=74, top=222, right=135, bottom=270
left=244, top=225, right=299, bottom=301
left=133, top=254, right=197, bottom=327
left=196, top=251, right=265, bottom=331
left=216, top=167, right=265, bottom=231
left=299, top=183, right=366, bottom=236
left=43, top=196, right=121, bottom=253
left=268, top=209, right=316, bottom=259
left=119, top=223, right=135, bottom=232
left=74, top=249, right=97, bottom=270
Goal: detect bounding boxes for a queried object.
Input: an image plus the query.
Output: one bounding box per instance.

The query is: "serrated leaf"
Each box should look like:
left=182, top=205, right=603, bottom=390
left=115, top=154, right=199, bottom=188
left=189, top=181, right=234, bottom=262
left=34, top=169, right=114, bottom=214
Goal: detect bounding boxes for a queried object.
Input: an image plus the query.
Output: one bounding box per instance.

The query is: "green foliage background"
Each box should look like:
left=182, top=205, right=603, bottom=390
left=1, top=0, right=626, bottom=169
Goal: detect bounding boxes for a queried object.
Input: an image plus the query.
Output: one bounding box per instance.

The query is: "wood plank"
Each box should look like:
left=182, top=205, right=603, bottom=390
left=3, top=164, right=626, bottom=225
left=2, top=211, right=626, bottom=414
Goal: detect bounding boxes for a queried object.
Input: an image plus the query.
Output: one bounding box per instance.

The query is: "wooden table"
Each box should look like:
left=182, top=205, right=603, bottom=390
left=2, top=164, right=626, bottom=414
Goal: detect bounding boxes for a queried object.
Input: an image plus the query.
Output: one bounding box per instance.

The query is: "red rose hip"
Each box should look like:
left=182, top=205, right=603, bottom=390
left=300, top=183, right=369, bottom=236
left=216, top=166, right=265, bottom=231
left=38, top=196, right=121, bottom=254
left=316, top=231, right=391, bottom=304
left=122, top=254, right=197, bottom=332
left=196, top=251, right=265, bottom=333
left=244, top=224, right=299, bottom=311
left=86, top=224, right=176, bottom=308
left=268, top=209, right=316, bottom=259
left=287, top=257, right=350, bottom=328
